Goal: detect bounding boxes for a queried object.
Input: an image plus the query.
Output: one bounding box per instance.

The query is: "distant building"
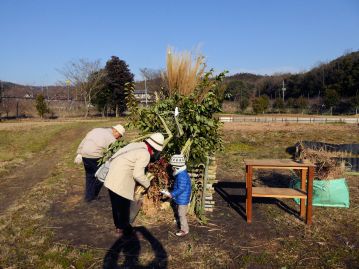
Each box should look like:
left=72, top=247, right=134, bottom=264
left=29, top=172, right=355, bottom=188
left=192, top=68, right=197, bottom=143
left=134, top=89, right=153, bottom=104
left=24, top=93, right=34, bottom=98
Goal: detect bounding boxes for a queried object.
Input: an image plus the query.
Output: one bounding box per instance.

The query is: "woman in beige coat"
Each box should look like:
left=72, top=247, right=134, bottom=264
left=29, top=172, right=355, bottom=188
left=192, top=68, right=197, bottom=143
left=104, top=133, right=164, bottom=235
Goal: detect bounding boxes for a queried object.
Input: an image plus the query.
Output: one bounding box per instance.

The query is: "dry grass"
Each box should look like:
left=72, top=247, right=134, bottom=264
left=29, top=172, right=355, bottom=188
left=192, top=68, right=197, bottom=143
left=297, top=143, right=346, bottom=179
left=163, top=47, right=206, bottom=97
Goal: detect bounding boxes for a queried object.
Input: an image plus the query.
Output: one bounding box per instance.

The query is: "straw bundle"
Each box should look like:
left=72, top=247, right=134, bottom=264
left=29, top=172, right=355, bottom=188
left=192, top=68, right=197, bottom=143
left=163, top=47, right=206, bottom=97
left=297, top=142, right=346, bottom=180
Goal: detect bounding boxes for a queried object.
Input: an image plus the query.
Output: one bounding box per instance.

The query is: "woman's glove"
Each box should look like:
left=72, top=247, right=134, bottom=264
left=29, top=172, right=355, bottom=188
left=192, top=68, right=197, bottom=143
left=146, top=172, right=155, bottom=181
left=74, top=154, right=83, bottom=164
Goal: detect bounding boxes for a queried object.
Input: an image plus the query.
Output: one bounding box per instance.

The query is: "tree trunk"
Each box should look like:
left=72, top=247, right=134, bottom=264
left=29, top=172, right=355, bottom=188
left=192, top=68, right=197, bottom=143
left=84, top=99, right=89, bottom=118
left=102, top=105, right=105, bottom=117
left=115, top=104, right=119, bottom=117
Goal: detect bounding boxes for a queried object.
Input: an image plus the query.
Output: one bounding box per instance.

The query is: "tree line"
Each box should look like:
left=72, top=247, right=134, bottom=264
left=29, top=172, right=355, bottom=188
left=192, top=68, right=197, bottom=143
left=59, top=56, right=134, bottom=117
left=223, top=51, right=359, bottom=114
left=3, top=51, right=359, bottom=118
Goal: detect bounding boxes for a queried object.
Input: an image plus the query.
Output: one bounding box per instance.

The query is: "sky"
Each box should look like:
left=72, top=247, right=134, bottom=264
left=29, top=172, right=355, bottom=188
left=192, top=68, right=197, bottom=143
left=0, top=0, right=358, bottom=86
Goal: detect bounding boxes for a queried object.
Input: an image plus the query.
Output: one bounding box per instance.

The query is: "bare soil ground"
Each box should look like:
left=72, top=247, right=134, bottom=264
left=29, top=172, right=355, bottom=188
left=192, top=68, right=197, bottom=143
left=0, top=125, right=90, bottom=213
left=1, top=121, right=358, bottom=268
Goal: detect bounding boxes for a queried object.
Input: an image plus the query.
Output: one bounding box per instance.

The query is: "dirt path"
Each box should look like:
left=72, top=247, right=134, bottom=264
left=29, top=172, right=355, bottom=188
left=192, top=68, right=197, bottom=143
left=0, top=125, right=88, bottom=214
left=45, top=159, right=357, bottom=268
left=47, top=166, right=293, bottom=268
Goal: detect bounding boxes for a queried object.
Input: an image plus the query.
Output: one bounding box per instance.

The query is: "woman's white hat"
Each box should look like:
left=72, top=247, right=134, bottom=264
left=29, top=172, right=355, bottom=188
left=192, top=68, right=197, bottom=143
left=112, top=124, right=125, bottom=136
left=145, top=133, right=164, bottom=151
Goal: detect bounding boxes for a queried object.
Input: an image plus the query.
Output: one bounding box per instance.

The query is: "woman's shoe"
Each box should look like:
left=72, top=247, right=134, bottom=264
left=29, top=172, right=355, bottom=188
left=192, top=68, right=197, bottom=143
left=175, top=230, right=188, bottom=237
left=123, top=226, right=134, bottom=236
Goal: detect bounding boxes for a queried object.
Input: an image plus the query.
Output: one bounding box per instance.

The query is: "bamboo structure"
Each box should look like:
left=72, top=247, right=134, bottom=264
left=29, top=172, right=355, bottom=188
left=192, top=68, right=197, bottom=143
left=188, top=156, right=217, bottom=214
left=203, top=156, right=217, bottom=212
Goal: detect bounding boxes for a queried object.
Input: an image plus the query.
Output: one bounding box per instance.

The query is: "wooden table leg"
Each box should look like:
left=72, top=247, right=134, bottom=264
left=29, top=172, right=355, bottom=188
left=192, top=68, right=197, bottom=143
left=300, top=169, right=307, bottom=218
left=306, top=166, right=314, bottom=224
left=246, top=165, right=253, bottom=223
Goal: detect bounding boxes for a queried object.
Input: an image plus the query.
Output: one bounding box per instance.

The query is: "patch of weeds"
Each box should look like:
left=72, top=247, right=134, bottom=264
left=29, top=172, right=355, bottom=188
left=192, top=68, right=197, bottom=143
left=325, top=121, right=347, bottom=125
left=74, top=250, right=97, bottom=268
left=186, top=243, right=193, bottom=255
left=234, top=251, right=280, bottom=268
left=41, top=247, right=73, bottom=268
left=38, top=245, right=97, bottom=269
left=225, top=142, right=255, bottom=153
left=320, top=246, right=354, bottom=268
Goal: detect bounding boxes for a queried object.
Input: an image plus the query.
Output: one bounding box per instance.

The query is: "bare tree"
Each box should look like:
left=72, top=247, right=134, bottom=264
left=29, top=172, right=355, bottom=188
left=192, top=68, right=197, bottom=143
left=139, top=67, right=163, bottom=93
left=139, top=68, right=162, bottom=81
left=58, top=59, right=104, bottom=117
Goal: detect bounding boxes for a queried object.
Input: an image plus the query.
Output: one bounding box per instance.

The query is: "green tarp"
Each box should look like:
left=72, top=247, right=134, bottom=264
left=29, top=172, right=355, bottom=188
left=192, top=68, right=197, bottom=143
left=290, top=177, right=350, bottom=208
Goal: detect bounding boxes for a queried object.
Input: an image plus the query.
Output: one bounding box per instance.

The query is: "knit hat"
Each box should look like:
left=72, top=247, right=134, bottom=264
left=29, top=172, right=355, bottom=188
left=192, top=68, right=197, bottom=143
left=112, top=124, right=125, bottom=136
left=145, top=133, right=164, bottom=151
left=170, top=154, right=186, bottom=167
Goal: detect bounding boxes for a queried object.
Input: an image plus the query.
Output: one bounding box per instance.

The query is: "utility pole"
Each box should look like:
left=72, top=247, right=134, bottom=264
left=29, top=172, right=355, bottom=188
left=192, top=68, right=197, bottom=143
left=281, top=80, right=286, bottom=102
left=144, top=76, right=148, bottom=107
left=66, top=80, right=71, bottom=101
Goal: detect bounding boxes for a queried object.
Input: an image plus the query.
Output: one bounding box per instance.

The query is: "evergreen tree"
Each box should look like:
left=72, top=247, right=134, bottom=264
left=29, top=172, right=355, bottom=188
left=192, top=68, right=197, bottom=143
left=252, top=95, right=269, bottom=114
left=105, top=56, right=134, bottom=116
left=295, top=96, right=309, bottom=110
left=273, top=98, right=285, bottom=112
left=35, top=94, right=49, bottom=118
left=324, top=88, right=340, bottom=108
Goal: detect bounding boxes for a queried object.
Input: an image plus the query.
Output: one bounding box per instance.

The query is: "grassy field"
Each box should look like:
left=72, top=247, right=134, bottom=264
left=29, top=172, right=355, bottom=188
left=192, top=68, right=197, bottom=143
left=0, top=119, right=358, bottom=268
left=217, top=122, right=359, bottom=268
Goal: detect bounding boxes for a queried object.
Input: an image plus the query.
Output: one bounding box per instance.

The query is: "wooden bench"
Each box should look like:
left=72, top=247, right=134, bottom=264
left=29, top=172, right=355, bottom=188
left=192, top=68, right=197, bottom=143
left=244, top=159, right=315, bottom=224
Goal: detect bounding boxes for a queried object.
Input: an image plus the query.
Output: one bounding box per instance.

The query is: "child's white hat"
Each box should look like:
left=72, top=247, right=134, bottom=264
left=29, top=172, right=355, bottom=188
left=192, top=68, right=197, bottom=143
left=170, top=154, right=186, bottom=167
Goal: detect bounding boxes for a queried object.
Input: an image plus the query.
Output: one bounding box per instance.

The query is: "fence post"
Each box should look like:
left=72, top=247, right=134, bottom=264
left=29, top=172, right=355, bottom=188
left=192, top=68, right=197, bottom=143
left=202, top=156, right=210, bottom=211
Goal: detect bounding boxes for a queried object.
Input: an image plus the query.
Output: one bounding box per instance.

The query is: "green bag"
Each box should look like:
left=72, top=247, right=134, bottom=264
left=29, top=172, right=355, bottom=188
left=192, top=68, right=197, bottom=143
left=290, top=177, right=350, bottom=208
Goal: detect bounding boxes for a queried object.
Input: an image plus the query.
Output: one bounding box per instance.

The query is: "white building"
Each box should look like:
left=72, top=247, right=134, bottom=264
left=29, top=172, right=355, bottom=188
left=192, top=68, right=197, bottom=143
left=134, top=90, right=152, bottom=104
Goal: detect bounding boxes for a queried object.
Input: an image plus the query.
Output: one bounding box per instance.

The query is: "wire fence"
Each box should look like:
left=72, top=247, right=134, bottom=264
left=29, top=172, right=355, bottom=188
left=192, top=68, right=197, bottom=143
left=219, top=116, right=359, bottom=124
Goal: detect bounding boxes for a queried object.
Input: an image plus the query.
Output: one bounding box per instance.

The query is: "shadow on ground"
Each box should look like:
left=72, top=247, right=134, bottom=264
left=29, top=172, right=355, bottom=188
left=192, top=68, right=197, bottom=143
left=214, top=174, right=302, bottom=222
left=103, top=226, right=168, bottom=269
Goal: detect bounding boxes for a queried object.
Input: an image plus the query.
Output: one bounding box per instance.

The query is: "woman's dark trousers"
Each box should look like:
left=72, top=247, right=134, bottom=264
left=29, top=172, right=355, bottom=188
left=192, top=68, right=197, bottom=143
left=108, top=190, right=132, bottom=233
left=82, top=157, right=102, bottom=202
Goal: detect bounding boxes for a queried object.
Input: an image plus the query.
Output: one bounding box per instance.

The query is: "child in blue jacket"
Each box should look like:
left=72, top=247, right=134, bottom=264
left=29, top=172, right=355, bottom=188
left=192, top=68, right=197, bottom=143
left=162, top=154, right=192, bottom=237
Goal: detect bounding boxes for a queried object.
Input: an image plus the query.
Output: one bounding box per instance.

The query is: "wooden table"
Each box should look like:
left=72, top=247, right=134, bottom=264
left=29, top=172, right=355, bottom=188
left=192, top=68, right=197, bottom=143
left=244, top=159, right=315, bottom=224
